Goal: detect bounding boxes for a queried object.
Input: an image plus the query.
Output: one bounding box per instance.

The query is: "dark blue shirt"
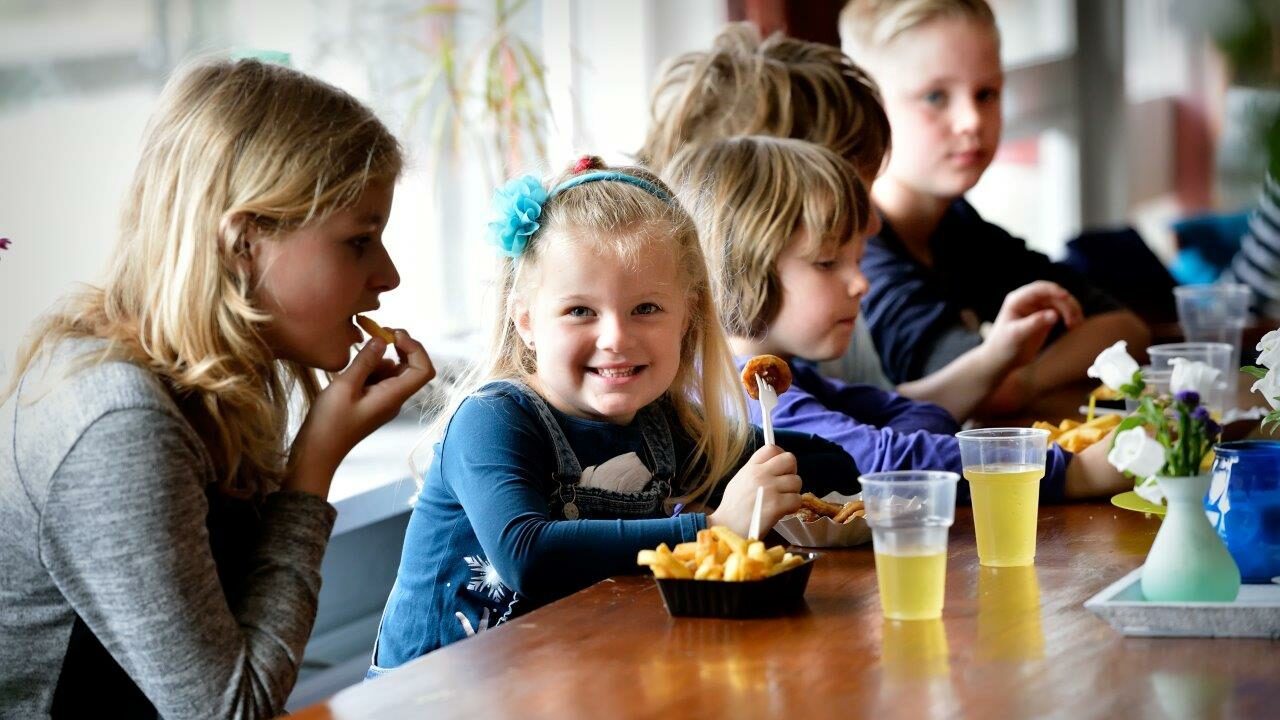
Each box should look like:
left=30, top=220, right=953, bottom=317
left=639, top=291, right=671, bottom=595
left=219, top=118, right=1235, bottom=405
left=371, top=381, right=858, bottom=667
left=863, top=199, right=1123, bottom=384
left=737, top=358, right=1072, bottom=505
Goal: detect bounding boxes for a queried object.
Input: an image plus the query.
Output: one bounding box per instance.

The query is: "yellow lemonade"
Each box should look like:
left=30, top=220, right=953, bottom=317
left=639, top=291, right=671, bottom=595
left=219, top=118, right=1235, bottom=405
left=964, top=464, right=1043, bottom=567
left=874, top=550, right=948, bottom=620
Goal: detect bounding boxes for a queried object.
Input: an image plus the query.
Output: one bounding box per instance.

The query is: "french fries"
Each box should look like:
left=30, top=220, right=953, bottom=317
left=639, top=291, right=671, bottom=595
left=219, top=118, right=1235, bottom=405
left=795, top=492, right=864, bottom=524
left=355, top=314, right=396, bottom=343
left=1032, top=413, right=1121, bottom=453
left=637, top=527, right=806, bottom=582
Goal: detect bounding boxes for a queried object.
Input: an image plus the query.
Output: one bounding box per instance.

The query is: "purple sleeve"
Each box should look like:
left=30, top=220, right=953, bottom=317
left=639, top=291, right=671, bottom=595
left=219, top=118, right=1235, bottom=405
left=755, top=368, right=1072, bottom=504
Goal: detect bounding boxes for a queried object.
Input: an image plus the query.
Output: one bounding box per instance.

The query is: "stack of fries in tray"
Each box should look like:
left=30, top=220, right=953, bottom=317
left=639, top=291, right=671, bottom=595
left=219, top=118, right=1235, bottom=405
left=774, top=492, right=872, bottom=548
left=637, top=527, right=816, bottom=617
left=637, top=527, right=806, bottom=581
left=1032, top=413, right=1121, bottom=453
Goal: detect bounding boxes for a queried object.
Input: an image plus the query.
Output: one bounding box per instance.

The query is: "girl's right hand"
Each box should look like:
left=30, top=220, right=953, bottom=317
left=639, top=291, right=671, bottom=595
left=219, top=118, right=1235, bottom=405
left=285, top=330, right=435, bottom=497
left=706, top=445, right=802, bottom=537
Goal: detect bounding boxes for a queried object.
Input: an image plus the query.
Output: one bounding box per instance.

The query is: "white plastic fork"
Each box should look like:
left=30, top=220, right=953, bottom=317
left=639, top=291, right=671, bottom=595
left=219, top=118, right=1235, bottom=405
left=748, top=486, right=765, bottom=541
left=756, top=374, right=778, bottom=447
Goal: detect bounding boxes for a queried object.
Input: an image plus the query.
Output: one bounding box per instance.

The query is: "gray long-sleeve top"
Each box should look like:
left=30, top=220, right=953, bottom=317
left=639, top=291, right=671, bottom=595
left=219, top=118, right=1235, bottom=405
left=0, top=338, right=336, bottom=719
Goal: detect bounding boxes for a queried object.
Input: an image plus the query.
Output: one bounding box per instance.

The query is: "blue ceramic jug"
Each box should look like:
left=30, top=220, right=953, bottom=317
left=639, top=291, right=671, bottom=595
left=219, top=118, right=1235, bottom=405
left=1207, top=440, right=1280, bottom=583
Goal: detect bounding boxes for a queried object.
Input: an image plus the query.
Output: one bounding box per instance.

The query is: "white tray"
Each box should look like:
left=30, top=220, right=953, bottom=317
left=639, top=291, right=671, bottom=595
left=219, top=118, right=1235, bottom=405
left=1084, top=567, right=1280, bottom=639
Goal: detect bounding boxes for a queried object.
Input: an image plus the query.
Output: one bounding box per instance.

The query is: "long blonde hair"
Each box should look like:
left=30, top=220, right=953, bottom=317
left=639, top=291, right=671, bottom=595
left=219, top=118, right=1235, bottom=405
left=639, top=22, right=890, bottom=181
left=433, top=158, right=750, bottom=509
left=4, top=58, right=403, bottom=498
left=665, top=136, right=870, bottom=337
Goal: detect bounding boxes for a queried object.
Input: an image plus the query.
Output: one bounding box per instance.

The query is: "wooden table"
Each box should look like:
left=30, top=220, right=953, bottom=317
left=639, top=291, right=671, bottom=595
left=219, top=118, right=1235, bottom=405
left=291, top=505, right=1279, bottom=719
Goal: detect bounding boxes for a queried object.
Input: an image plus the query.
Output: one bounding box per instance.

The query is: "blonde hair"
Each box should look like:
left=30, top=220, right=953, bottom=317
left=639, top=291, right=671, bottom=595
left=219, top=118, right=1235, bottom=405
left=840, top=0, right=998, bottom=60
left=639, top=22, right=890, bottom=181
left=665, top=136, right=870, bottom=337
left=433, top=157, right=751, bottom=510
left=4, top=58, right=403, bottom=498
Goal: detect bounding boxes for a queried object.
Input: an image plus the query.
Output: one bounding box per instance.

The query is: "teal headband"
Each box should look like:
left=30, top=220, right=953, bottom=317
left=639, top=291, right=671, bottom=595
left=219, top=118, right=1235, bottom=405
left=549, top=171, right=672, bottom=203
left=488, top=170, right=672, bottom=257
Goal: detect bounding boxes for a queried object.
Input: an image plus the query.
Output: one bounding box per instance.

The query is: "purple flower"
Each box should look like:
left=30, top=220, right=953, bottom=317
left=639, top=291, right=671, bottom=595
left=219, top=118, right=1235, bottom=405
left=1206, top=418, right=1222, bottom=439
left=0, top=238, right=10, bottom=250
left=1192, top=406, right=1210, bottom=423
left=1175, top=390, right=1200, bottom=406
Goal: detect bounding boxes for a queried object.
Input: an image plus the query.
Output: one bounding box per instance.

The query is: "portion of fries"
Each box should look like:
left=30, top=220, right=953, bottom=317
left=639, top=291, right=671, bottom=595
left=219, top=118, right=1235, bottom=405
left=637, top=527, right=807, bottom=581
left=1032, top=413, right=1121, bottom=453
left=795, top=492, right=864, bottom=524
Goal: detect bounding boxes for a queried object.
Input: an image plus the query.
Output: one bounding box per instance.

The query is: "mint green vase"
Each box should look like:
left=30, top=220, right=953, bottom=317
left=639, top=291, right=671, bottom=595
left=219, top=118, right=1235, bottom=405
left=1141, top=474, right=1241, bottom=602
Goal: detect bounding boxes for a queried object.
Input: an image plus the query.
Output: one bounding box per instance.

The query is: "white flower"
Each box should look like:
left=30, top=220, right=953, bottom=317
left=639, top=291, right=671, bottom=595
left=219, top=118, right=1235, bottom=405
left=1087, top=341, right=1141, bottom=392
left=1133, top=476, right=1165, bottom=506
left=1107, top=427, right=1167, bottom=478
left=1169, top=357, right=1221, bottom=398
left=1252, top=367, right=1280, bottom=411
left=1256, top=329, right=1280, bottom=370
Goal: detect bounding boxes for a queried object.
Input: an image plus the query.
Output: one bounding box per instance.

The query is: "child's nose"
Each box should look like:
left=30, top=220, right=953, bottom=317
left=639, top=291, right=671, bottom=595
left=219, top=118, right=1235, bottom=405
left=371, top=246, right=401, bottom=292
left=596, top=314, right=629, bottom=351
left=847, top=268, right=869, bottom=299
left=952, top=97, right=982, bottom=134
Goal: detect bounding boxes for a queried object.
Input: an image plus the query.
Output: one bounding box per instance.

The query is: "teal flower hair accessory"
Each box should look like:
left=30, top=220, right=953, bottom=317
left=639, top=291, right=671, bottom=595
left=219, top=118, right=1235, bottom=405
left=488, top=175, right=548, bottom=257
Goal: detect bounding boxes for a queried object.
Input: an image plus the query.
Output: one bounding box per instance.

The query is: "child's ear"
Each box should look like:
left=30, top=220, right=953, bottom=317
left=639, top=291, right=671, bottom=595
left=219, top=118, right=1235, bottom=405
left=512, top=302, right=535, bottom=349
left=221, top=211, right=259, bottom=274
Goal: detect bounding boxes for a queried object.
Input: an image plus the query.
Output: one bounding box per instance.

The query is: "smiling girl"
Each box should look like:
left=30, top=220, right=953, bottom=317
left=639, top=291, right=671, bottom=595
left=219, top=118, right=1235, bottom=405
left=0, top=59, right=433, bottom=718
left=367, top=157, right=858, bottom=668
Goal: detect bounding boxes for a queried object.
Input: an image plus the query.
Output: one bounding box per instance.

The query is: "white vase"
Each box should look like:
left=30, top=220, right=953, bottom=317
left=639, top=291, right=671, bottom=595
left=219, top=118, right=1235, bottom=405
left=1140, top=474, right=1241, bottom=602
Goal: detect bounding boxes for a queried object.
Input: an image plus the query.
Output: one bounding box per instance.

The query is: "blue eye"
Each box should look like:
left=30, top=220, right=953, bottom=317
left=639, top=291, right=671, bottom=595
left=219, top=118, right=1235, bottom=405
left=924, top=90, right=946, bottom=106
left=567, top=306, right=595, bottom=318
left=634, top=303, right=661, bottom=315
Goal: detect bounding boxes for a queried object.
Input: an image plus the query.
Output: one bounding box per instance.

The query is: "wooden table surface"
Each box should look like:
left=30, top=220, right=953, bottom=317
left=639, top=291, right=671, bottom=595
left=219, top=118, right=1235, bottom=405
left=291, top=504, right=1279, bottom=720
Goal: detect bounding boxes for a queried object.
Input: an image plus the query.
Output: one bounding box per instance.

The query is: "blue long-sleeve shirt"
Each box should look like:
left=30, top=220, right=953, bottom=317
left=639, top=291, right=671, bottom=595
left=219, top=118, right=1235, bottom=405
left=737, top=358, right=1072, bottom=505
left=862, top=199, right=1123, bottom=384
left=371, top=381, right=859, bottom=667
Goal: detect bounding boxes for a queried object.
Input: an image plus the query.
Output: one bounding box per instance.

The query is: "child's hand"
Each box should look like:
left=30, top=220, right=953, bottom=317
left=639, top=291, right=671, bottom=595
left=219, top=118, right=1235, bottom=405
left=1063, top=427, right=1129, bottom=499
left=986, top=281, right=1083, bottom=370
left=706, top=445, right=802, bottom=537
left=286, top=330, right=435, bottom=496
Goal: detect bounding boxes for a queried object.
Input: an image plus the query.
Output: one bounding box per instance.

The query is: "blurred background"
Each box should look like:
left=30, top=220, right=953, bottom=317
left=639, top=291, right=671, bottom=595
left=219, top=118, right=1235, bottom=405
left=0, top=0, right=1275, bottom=707
left=2, top=0, right=1277, bottom=374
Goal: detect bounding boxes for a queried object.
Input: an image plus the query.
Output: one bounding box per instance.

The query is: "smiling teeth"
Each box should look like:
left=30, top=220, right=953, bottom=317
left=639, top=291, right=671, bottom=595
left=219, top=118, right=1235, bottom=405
left=597, top=367, right=638, bottom=378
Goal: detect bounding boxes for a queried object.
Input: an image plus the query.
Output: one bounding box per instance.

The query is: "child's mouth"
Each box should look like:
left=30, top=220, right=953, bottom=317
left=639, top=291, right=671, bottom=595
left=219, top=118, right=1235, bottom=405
left=590, top=365, right=645, bottom=380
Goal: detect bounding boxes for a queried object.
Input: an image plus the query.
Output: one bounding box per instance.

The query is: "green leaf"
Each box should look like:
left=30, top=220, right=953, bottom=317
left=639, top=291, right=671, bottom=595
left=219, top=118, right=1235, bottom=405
left=1241, top=365, right=1269, bottom=380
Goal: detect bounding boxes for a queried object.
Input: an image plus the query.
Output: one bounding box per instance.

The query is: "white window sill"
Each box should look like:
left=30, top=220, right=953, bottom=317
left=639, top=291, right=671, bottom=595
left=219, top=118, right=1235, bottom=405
left=327, top=419, right=428, bottom=535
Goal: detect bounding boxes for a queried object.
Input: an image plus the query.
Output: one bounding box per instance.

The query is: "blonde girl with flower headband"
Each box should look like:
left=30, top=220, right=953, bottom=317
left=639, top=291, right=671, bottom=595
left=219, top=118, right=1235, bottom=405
left=0, top=59, right=434, bottom=717
left=368, top=156, right=858, bottom=667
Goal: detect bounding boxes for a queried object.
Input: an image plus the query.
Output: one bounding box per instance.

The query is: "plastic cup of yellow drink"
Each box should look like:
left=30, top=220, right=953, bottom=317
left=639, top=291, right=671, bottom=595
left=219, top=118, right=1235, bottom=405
left=955, top=428, right=1050, bottom=567
left=860, top=471, right=960, bottom=621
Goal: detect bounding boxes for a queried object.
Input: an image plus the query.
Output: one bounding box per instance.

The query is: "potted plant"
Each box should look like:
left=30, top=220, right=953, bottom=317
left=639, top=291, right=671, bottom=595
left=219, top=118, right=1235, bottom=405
left=1088, top=342, right=1241, bottom=601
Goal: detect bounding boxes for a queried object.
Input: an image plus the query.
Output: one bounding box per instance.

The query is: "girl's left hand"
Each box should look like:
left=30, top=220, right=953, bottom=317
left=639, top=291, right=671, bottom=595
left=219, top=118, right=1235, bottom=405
left=286, top=329, right=435, bottom=497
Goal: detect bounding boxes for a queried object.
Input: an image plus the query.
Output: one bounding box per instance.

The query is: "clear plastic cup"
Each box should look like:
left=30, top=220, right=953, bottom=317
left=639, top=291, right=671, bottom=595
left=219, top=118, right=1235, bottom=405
left=955, top=428, right=1049, bottom=567
left=1174, top=284, right=1249, bottom=350
left=1147, top=342, right=1235, bottom=416
left=1124, top=366, right=1172, bottom=412
left=861, top=471, right=959, bottom=621
left=1174, top=283, right=1250, bottom=400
